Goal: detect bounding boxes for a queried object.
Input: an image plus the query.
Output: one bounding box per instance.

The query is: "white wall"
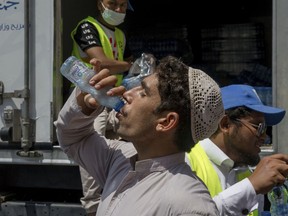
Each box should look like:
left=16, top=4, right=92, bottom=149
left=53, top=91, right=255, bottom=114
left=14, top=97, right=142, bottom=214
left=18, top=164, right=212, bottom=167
left=273, top=0, right=288, bottom=154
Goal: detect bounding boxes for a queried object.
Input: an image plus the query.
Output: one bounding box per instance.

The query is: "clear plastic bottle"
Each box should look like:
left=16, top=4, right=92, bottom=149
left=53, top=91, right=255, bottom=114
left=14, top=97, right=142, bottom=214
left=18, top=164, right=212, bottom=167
left=268, top=182, right=288, bottom=216
left=122, top=53, right=156, bottom=90
left=60, top=56, right=125, bottom=112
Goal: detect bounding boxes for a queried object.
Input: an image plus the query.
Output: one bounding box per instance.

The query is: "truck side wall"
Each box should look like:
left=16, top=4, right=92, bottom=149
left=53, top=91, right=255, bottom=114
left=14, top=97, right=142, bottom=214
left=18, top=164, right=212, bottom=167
left=0, top=0, right=55, bottom=144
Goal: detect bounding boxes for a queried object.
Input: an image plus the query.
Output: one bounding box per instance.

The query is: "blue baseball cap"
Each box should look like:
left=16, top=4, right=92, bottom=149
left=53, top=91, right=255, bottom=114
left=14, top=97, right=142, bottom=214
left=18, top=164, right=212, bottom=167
left=221, top=84, right=286, bottom=126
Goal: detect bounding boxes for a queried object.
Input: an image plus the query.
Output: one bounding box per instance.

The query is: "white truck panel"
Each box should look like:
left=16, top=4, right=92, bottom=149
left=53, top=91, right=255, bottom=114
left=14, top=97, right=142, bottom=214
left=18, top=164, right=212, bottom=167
left=0, top=0, right=54, bottom=143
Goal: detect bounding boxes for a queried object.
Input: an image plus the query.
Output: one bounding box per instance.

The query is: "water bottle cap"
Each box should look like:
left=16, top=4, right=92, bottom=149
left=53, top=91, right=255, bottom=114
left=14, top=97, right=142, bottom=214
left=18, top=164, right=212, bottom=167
left=114, top=100, right=125, bottom=112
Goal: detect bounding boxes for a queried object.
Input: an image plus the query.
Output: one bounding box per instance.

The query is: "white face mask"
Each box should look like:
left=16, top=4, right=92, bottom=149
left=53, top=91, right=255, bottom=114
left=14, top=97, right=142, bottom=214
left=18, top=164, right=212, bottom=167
left=101, top=2, right=126, bottom=26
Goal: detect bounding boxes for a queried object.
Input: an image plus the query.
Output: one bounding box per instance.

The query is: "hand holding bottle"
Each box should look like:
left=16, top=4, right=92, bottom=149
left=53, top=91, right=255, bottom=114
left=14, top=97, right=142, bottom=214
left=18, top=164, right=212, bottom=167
left=60, top=53, right=156, bottom=112
left=60, top=56, right=125, bottom=112
left=248, top=154, right=288, bottom=195
left=80, top=67, right=126, bottom=115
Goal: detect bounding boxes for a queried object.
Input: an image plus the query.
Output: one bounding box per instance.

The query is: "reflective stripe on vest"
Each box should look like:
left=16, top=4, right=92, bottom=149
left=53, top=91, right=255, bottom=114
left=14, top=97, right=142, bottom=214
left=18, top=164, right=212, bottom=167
left=71, top=16, right=124, bottom=86
left=187, top=143, right=258, bottom=216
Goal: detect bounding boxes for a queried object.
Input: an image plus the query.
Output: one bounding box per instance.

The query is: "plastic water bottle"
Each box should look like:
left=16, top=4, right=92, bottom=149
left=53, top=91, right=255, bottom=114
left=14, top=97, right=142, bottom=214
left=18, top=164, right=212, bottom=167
left=268, top=182, right=288, bottom=216
left=60, top=56, right=124, bottom=112
left=122, top=53, right=156, bottom=90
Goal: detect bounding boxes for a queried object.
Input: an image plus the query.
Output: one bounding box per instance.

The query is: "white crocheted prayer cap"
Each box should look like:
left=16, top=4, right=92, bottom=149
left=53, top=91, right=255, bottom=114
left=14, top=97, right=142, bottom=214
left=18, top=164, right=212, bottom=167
left=188, top=67, right=224, bottom=143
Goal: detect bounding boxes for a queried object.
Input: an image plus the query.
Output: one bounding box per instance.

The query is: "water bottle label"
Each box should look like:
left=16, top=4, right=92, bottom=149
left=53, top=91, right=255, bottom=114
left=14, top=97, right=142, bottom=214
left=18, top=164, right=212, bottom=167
left=70, top=62, right=94, bottom=84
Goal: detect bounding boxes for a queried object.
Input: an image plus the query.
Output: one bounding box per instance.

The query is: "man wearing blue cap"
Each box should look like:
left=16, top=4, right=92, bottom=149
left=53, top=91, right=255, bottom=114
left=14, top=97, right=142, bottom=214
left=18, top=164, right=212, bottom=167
left=69, top=0, right=134, bottom=215
left=187, top=84, right=287, bottom=216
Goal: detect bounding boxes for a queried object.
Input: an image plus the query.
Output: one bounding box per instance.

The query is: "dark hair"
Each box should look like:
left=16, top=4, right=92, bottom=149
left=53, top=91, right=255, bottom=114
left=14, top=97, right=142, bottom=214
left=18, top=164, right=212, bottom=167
left=212, top=106, right=254, bottom=136
left=226, top=106, right=253, bottom=119
left=153, top=56, right=193, bottom=152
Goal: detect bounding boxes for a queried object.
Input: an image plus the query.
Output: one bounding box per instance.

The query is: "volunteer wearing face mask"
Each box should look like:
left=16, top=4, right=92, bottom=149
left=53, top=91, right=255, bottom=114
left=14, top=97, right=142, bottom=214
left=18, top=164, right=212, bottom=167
left=71, top=0, right=133, bottom=85
left=69, top=0, right=134, bottom=215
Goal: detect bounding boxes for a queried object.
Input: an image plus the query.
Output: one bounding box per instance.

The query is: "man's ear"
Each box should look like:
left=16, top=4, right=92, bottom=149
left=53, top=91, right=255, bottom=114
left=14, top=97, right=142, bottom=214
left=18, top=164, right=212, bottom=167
left=219, top=115, right=230, bottom=132
left=156, top=112, right=179, bottom=132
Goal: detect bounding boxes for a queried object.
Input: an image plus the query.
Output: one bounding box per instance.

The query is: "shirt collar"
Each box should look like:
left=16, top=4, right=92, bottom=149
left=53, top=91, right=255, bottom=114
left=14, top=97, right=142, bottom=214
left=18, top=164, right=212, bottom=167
left=199, top=138, right=234, bottom=169
left=132, top=152, right=185, bottom=173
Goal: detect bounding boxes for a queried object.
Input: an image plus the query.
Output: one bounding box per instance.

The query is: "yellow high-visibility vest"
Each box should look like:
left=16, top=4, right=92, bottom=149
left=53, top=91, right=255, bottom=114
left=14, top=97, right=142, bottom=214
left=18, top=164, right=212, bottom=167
left=71, top=16, right=125, bottom=86
left=187, top=143, right=258, bottom=216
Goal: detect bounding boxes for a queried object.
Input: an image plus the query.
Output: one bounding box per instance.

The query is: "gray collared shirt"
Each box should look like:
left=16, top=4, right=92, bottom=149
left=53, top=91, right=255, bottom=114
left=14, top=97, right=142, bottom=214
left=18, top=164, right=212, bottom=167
left=55, top=91, right=219, bottom=216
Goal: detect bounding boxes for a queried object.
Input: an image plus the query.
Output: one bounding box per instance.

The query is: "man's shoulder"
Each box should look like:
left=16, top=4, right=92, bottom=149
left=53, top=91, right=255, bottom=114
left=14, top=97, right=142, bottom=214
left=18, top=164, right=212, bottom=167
left=162, top=176, right=219, bottom=215
left=167, top=163, right=208, bottom=188
left=77, top=19, right=96, bottom=30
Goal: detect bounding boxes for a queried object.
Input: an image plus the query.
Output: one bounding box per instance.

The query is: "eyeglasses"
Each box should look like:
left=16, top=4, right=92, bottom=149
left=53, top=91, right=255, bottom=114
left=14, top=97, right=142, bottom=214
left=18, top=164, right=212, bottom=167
left=234, top=118, right=267, bottom=137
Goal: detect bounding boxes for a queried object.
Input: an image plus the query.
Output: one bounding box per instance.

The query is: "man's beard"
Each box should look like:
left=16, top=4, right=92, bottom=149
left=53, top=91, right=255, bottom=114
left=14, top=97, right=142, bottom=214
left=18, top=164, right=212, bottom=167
left=232, top=146, right=261, bottom=167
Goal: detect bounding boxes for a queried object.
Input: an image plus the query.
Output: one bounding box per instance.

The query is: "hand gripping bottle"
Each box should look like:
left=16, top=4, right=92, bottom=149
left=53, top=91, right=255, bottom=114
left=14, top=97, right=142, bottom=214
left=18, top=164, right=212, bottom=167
left=121, top=53, right=156, bottom=90
left=268, top=181, right=288, bottom=216
left=60, top=56, right=125, bottom=112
